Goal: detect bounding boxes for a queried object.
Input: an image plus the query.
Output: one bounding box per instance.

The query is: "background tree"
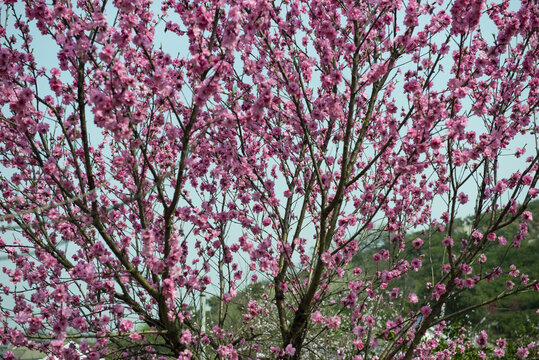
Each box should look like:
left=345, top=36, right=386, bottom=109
left=0, top=0, right=538, bottom=359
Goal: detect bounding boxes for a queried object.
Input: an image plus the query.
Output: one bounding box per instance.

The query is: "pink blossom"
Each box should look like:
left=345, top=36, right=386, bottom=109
left=478, top=253, right=487, bottom=264
left=119, top=319, right=133, bottom=333
left=325, top=315, right=341, bottom=330
left=412, top=238, right=424, bottom=248
left=442, top=236, right=454, bottom=247
left=353, top=338, right=364, bottom=350
left=476, top=330, right=488, bottom=348
left=494, top=347, right=506, bottom=358
left=450, top=0, right=485, bottom=34
left=181, top=330, right=192, bottom=344
left=517, top=347, right=529, bottom=358
left=421, top=306, right=432, bottom=317
left=178, top=349, right=193, bottom=360
left=404, top=0, right=419, bottom=27
left=311, top=311, right=324, bottom=324
left=463, top=278, right=475, bottom=289
left=432, top=284, right=447, bottom=300
left=1, top=2, right=538, bottom=359
left=284, top=344, right=296, bottom=356
left=430, top=137, right=442, bottom=150
left=411, top=258, right=422, bottom=271
left=458, top=192, right=469, bottom=204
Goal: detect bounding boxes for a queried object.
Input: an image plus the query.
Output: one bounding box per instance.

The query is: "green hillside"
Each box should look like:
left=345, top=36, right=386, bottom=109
left=405, top=202, right=538, bottom=341
left=199, top=200, right=539, bottom=358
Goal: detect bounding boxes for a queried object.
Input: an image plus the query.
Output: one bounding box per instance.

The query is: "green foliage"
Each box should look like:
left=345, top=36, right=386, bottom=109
left=350, top=200, right=539, bottom=347
left=203, top=202, right=539, bottom=355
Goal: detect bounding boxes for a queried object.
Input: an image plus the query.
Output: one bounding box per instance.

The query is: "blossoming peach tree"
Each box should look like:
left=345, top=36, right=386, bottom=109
left=0, top=0, right=538, bottom=358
